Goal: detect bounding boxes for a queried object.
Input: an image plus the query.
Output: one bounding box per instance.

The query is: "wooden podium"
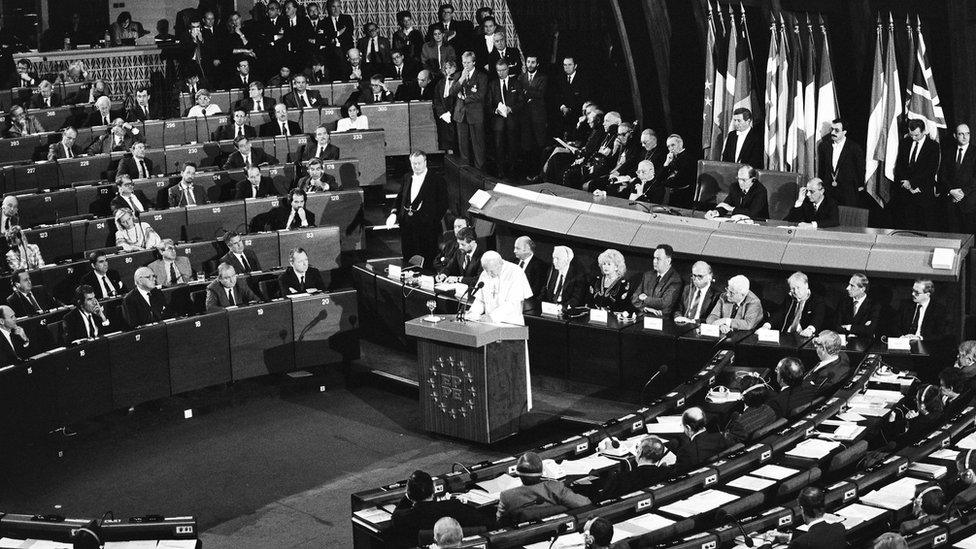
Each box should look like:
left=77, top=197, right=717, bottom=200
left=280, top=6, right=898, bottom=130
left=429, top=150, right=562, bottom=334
left=405, top=317, right=529, bottom=444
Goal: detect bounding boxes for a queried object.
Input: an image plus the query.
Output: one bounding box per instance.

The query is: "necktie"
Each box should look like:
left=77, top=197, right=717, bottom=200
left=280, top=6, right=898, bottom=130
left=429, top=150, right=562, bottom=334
left=170, top=262, right=179, bottom=285
left=688, top=289, right=701, bottom=319
left=462, top=254, right=469, bottom=270
left=227, top=288, right=236, bottom=305
left=281, top=122, right=288, bottom=136
left=26, top=292, right=40, bottom=312
left=45, top=97, right=50, bottom=107
left=567, top=74, right=572, bottom=84
left=730, top=302, right=739, bottom=319
left=959, top=148, right=964, bottom=166
left=138, top=159, right=147, bottom=179
left=2, top=218, right=8, bottom=232
left=554, top=274, right=564, bottom=302
left=143, top=105, right=149, bottom=118
left=518, top=260, right=525, bottom=269
left=299, top=275, right=305, bottom=291
left=501, top=79, right=507, bottom=105
left=374, top=93, right=380, bottom=102
left=66, top=145, right=73, bottom=158
left=126, top=196, right=138, bottom=213
left=101, top=274, right=115, bottom=296
left=239, top=253, right=251, bottom=272
left=852, top=298, right=861, bottom=317
left=86, top=313, right=97, bottom=337
left=787, top=299, right=803, bottom=333
left=910, top=142, right=919, bottom=165
left=253, top=102, right=260, bottom=113
left=303, top=94, right=310, bottom=107
left=781, top=299, right=798, bottom=331
left=317, top=146, right=324, bottom=158
left=245, top=154, right=251, bottom=166
left=185, top=187, right=195, bottom=206
left=190, top=85, right=196, bottom=95
left=910, top=304, right=921, bottom=334
left=238, top=125, right=244, bottom=137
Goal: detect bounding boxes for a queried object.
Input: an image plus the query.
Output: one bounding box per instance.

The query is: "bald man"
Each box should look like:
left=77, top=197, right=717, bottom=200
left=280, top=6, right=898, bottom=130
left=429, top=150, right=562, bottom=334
left=706, top=275, right=764, bottom=334
left=671, top=407, right=728, bottom=470
left=1, top=196, right=19, bottom=234
left=121, top=266, right=169, bottom=328
left=512, top=236, right=549, bottom=300
left=941, top=123, right=976, bottom=234
left=0, top=304, right=29, bottom=365
left=205, top=263, right=260, bottom=311
left=466, top=251, right=533, bottom=325
left=598, top=436, right=674, bottom=499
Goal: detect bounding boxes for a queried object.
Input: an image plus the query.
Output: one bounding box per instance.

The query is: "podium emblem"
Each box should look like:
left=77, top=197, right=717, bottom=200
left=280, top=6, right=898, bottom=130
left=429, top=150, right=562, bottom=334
left=428, top=356, right=476, bottom=418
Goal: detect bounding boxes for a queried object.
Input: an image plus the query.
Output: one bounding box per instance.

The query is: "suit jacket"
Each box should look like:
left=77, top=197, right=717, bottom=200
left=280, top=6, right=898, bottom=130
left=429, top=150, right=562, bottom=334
left=282, top=89, right=325, bottom=109
left=940, top=144, right=976, bottom=213
left=788, top=521, right=846, bottom=549
left=236, top=175, right=278, bottom=198
left=631, top=268, right=683, bottom=316
left=388, top=497, right=493, bottom=549
left=487, top=47, right=523, bottom=76
left=205, top=279, right=260, bottom=311
left=452, top=70, right=489, bottom=125
left=895, top=300, right=952, bottom=344
left=836, top=295, right=882, bottom=339
left=79, top=269, right=125, bottom=299
left=539, top=262, right=588, bottom=308
left=221, top=249, right=262, bottom=274
left=432, top=74, right=459, bottom=119
left=48, top=142, right=83, bottom=160
left=662, top=150, right=696, bottom=191
left=893, top=136, right=940, bottom=200
left=706, top=291, right=764, bottom=330
left=168, top=184, right=207, bottom=207
left=768, top=382, right=820, bottom=418
left=356, top=36, right=393, bottom=66
left=7, top=288, right=57, bottom=317
left=673, top=284, right=722, bottom=322
left=385, top=61, right=419, bottom=83
left=0, top=328, right=28, bottom=365
left=28, top=93, right=62, bottom=108
left=485, top=75, right=523, bottom=119
left=321, top=14, right=355, bottom=52
left=555, top=72, right=589, bottom=120
left=421, top=42, right=457, bottom=74
left=725, top=404, right=778, bottom=443
left=110, top=191, right=152, bottom=214
left=520, top=256, right=549, bottom=301
left=394, top=171, right=448, bottom=229
left=125, top=103, right=161, bottom=122
left=598, top=464, right=670, bottom=500
left=223, top=147, right=277, bottom=170
left=721, top=128, right=763, bottom=168
left=496, top=481, right=590, bottom=527
left=768, top=293, right=827, bottom=334
left=122, top=287, right=169, bottom=328
left=95, top=133, right=139, bottom=155
left=269, top=206, right=316, bottom=230
left=298, top=142, right=340, bottom=162
left=63, top=308, right=114, bottom=343
left=393, top=81, right=434, bottom=102
left=234, top=96, right=276, bottom=115
left=672, top=431, right=729, bottom=470
left=724, top=182, right=769, bottom=220
left=214, top=123, right=257, bottom=141
left=84, top=109, right=121, bottom=128
left=116, top=155, right=155, bottom=180
left=785, top=196, right=840, bottom=227
left=817, top=138, right=865, bottom=206
left=259, top=120, right=303, bottom=137
left=359, top=88, right=393, bottom=105
left=5, top=116, right=45, bottom=138
left=224, top=73, right=257, bottom=90
left=278, top=266, right=326, bottom=295
left=438, top=246, right=484, bottom=286
left=428, top=19, right=472, bottom=49
left=148, top=257, right=193, bottom=287
left=804, top=353, right=851, bottom=394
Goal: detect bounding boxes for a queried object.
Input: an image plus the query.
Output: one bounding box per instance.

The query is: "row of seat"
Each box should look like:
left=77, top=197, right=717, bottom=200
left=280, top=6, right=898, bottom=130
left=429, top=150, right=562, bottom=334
left=174, top=80, right=404, bottom=115
left=0, top=80, right=89, bottom=112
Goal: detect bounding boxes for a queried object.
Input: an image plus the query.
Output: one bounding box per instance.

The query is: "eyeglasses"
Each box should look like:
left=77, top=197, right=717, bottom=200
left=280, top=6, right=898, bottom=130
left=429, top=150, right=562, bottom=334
left=691, top=274, right=708, bottom=279
left=139, top=274, right=156, bottom=279
left=912, top=290, right=925, bottom=296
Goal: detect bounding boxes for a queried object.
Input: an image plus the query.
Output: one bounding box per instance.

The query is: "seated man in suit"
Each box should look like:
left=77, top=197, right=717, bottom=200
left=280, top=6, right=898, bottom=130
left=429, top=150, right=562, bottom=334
left=706, top=275, right=764, bottom=334
left=512, top=236, right=549, bottom=312
left=29, top=80, right=62, bottom=109
left=360, top=73, right=393, bottom=104
left=80, top=251, right=125, bottom=299
left=270, top=189, right=316, bottom=230
left=724, top=377, right=777, bottom=444
left=771, top=487, right=845, bottom=548
left=234, top=80, right=275, bottom=115
left=47, top=126, right=83, bottom=160
left=705, top=165, right=769, bottom=221
left=435, top=226, right=482, bottom=286
left=122, top=266, right=169, bottom=328
left=215, top=109, right=258, bottom=141
left=63, top=285, right=114, bottom=343
left=260, top=103, right=303, bottom=137
left=167, top=162, right=207, bottom=207
left=632, top=244, right=683, bottom=317
left=282, top=74, right=325, bottom=109
left=762, top=271, right=826, bottom=337
left=836, top=272, right=881, bottom=339
left=278, top=247, right=326, bottom=295
left=92, top=118, right=141, bottom=155
left=223, top=136, right=278, bottom=170
left=116, top=142, right=156, bottom=181
left=894, top=279, right=951, bottom=346
left=148, top=239, right=194, bottom=287
left=295, top=159, right=340, bottom=193
left=388, top=470, right=493, bottom=549
left=671, top=407, right=729, bottom=471
left=539, top=245, right=588, bottom=308
left=394, top=69, right=433, bottom=102
left=434, top=217, right=470, bottom=271
left=0, top=304, right=29, bottom=364
left=768, top=357, right=818, bottom=417
left=785, top=178, right=840, bottom=228
left=110, top=175, right=151, bottom=214
left=674, top=261, right=721, bottom=323
left=221, top=232, right=262, bottom=275
left=126, top=86, right=160, bottom=122
left=496, top=452, right=590, bottom=527
left=236, top=166, right=278, bottom=199
left=299, top=125, right=341, bottom=163
left=4, top=105, right=45, bottom=138
left=804, top=330, right=851, bottom=394
left=6, top=269, right=60, bottom=317
left=597, top=436, right=674, bottom=499
left=205, top=263, right=261, bottom=311
left=0, top=196, right=17, bottom=236
left=85, top=96, right=120, bottom=127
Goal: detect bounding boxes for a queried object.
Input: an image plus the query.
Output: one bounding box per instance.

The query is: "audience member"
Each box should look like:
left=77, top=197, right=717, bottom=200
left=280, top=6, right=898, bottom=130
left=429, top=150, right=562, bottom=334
left=126, top=86, right=160, bottom=121
left=80, top=251, right=124, bottom=299
left=48, top=127, right=82, bottom=160
left=780, top=487, right=846, bottom=548
left=0, top=196, right=18, bottom=234
left=804, top=330, right=851, bottom=394
left=432, top=59, right=460, bottom=151
left=5, top=226, right=44, bottom=271
left=121, top=266, right=169, bottom=328
left=0, top=305, right=29, bottom=364
left=465, top=251, right=533, bottom=325
left=671, top=407, right=728, bottom=470
left=270, top=189, right=316, bottom=230
left=706, top=275, right=763, bottom=333
left=674, top=261, right=721, bottom=323
left=392, top=11, right=424, bottom=64
left=496, top=451, right=590, bottom=526
left=660, top=134, right=697, bottom=207
left=148, top=239, right=194, bottom=287
left=387, top=150, right=448, bottom=265
left=116, top=142, right=156, bottom=181
left=894, top=279, right=950, bottom=344
left=455, top=51, right=489, bottom=170
left=872, top=533, right=909, bottom=549
left=357, top=23, right=393, bottom=73
left=206, top=263, right=261, bottom=311
left=597, top=436, right=673, bottom=499
left=221, top=232, right=262, bottom=274
left=785, top=178, right=840, bottom=228
left=430, top=517, right=463, bottom=549
left=278, top=247, right=326, bottom=295
left=282, top=74, right=324, bottom=108
left=422, top=25, right=456, bottom=76
left=63, top=285, right=113, bottom=343
left=436, top=226, right=482, bottom=286
left=261, top=103, right=303, bottom=137
left=216, top=109, right=258, bottom=141
left=632, top=244, right=682, bottom=317
left=724, top=376, right=776, bottom=443
left=236, top=81, right=275, bottom=114
left=237, top=166, right=278, bottom=199
left=168, top=163, right=208, bottom=207
left=539, top=246, right=587, bottom=308
left=434, top=216, right=469, bottom=271
left=186, top=89, right=221, bottom=117
left=224, top=136, right=278, bottom=169
left=391, top=63, right=427, bottom=99
left=299, top=125, right=341, bottom=162
left=763, top=271, right=825, bottom=336
left=587, top=248, right=632, bottom=313
left=5, top=105, right=45, bottom=138
left=29, top=80, right=62, bottom=108
left=7, top=269, right=60, bottom=317
left=555, top=57, right=589, bottom=139
left=85, top=96, right=120, bottom=127
left=582, top=517, right=613, bottom=549
left=768, top=357, right=817, bottom=417
left=93, top=118, right=142, bottom=154
left=892, top=118, right=939, bottom=231
left=942, top=123, right=976, bottom=234
left=336, top=102, right=369, bottom=131
left=388, top=470, right=492, bottom=549
left=513, top=236, right=549, bottom=305
left=486, top=59, right=521, bottom=178
left=836, top=273, right=881, bottom=339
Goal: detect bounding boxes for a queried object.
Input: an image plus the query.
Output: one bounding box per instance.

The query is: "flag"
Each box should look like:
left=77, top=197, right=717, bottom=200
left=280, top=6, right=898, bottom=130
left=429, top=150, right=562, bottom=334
left=815, top=16, right=839, bottom=151
left=723, top=8, right=738, bottom=132
left=776, top=17, right=789, bottom=173
left=763, top=21, right=780, bottom=170
left=882, top=18, right=902, bottom=187
left=907, top=17, right=946, bottom=138
left=702, top=7, right=717, bottom=155
left=864, top=17, right=900, bottom=207
left=732, top=11, right=753, bottom=114
left=709, top=9, right=728, bottom=160
left=786, top=21, right=805, bottom=174
left=803, top=18, right=817, bottom=180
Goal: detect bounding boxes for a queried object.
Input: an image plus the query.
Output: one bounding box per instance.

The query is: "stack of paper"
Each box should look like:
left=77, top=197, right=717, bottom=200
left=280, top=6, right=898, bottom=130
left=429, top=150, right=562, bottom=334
left=646, top=415, right=684, bottom=435
left=751, top=464, right=799, bottom=480
left=862, top=389, right=906, bottom=404
left=658, top=490, right=738, bottom=517
left=817, top=421, right=865, bottom=442
left=908, top=462, right=947, bottom=480
left=785, top=438, right=842, bottom=459
left=860, top=477, right=927, bottom=510
left=460, top=473, right=522, bottom=505
left=957, top=433, right=976, bottom=450
left=796, top=513, right=844, bottom=531
left=610, top=513, right=675, bottom=540
left=726, top=475, right=777, bottom=492
left=835, top=502, right=887, bottom=529
left=353, top=507, right=393, bottom=523
left=524, top=533, right=585, bottom=549
left=560, top=454, right=620, bottom=476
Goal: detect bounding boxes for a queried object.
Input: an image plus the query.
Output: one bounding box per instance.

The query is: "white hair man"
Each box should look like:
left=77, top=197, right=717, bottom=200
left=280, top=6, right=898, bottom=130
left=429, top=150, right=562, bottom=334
left=465, top=250, right=532, bottom=325
left=705, top=274, right=764, bottom=334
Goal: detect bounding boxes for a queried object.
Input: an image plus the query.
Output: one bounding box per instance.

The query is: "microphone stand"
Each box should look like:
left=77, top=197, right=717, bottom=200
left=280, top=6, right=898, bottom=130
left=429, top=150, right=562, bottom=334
left=455, top=282, right=483, bottom=322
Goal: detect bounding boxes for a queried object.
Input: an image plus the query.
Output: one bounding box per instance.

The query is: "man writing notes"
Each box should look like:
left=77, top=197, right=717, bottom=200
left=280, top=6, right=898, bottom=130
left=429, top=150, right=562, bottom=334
left=465, top=251, right=533, bottom=326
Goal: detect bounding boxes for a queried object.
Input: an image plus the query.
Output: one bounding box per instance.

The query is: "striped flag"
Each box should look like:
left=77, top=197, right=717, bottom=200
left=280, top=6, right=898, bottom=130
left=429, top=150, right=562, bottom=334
left=776, top=17, right=789, bottom=172
left=881, top=17, right=902, bottom=187
left=732, top=11, right=753, bottom=114
left=864, top=19, right=887, bottom=206
left=786, top=20, right=805, bottom=174
left=701, top=7, right=717, bottom=155
left=907, top=17, right=946, bottom=139
left=763, top=21, right=780, bottom=170
left=709, top=9, right=727, bottom=160
left=815, top=16, right=839, bottom=149
left=724, top=8, right=739, bottom=132
left=803, top=18, right=817, bottom=181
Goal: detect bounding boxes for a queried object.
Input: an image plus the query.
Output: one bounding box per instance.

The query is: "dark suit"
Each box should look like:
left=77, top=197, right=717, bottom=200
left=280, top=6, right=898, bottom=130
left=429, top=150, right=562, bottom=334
left=356, top=36, right=393, bottom=69
left=121, top=288, right=169, bottom=328
left=223, top=147, right=277, bottom=170
left=386, top=61, right=419, bottom=83
left=487, top=47, right=523, bottom=76
left=894, top=300, right=952, bottom=345
left=453, top=69, right=489, bottom=170
left=672, top=431, right=729, bottom=470
left=892, top=136, right=940, bottom=230
left=785, top=196, right=840, bottom=227
left=598, top=464, right=670, bottom=500
left=940, top=143, right=976, bottom=234
left=79, top=270, right=125, bottom=299
left=393, top=81, right=433, bottom=102
left=234, top=96, right=275, bottom=115
left=278, top=266, right=326, bottom=295
left=768, top=293, right=827, bottom=334
left=7, top=288, right=57, bottom=317
left=661, top=150, right=697, bottom=207
left=94, top=133, right=138, bottom=155
left=496, top=481, right=590, bottom=527
left=167, top=184, right=207, bottom=208
left=555, top=72, right=589, bottom=138
left=110, top=191, right=152, bottom=214
left=28, top=93, right=62, bottom=109
left=804, top=353, right=851, bottom=394
left=63, top=308, right=114, bottom=342
left=49, top=142, right=83, bottom=160
left=125, top=103, right=161, bottom=122
left=788, top=521, right=846, bottom=549
left=673, top=284, right=721, bottom=322
left=432, top=74, right=458, bottom=151
left=221, top=249, right=262, bottom=274
left=485, top=75, right=522, bottom=175
left=388, top=498, right=493, bottom=549
left=225, top=72, right=256, bottom=91
left=298, top=142, right=340, bottom=162
left=836, top=295, right=882, bottom=339
left=721, top=128, right=763, bottom=168
left=539, top=263, right=588, bottom=308
left=235, top=177, right=277, bottom=199
left=817, top=138, right=865, bottom=206
left=214, top=124, right=257, bottom=141
left=517, top=70, right=548, bottom=152
left=260, top=120, right=303, bottom=137
left=631, top=268, right=683, bottom=317
left=320, top=14, right=355, bottom=53
left=282, top=90, right=325, bottom=109
left=427, top=19, right=472, bottom=51
left=116, top=156, right=155, bottom=180
left=768, top=382, right=819, bottom=418
left=269, top=205, right=316, bottom=230
left=723, top=181, right=769, bottom=220
left=205, top=279, right=260, bottom=311
left=0, top=328, right=28, bottom=365
left=84, top=110, right=121, bottom=128
left=438, top=247, right=483, bottom=286
left=394, top=171, right=449, bottom=264
left=519, top=256, right=549, bottom=302
left=725, top=404, right=778, bottom=443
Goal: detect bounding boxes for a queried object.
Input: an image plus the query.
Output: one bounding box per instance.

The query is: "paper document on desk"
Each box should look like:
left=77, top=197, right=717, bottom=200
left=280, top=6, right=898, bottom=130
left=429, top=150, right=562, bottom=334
left=932, top=449, right=960, bottom=461
left=20, top=542, right=72, bottom=549
left=837, top=502, right=887, bottom=523
left=104, top=541, right=157, bottom=548
left=785, top=438, right=841, bottom=459
left=752, top=464, right=799, bottom=480
left=0, top=539, right=26, bottom=549
left=156, top=542, right=198, bottom=549
left=908, top=462, right=947, bottom=480
left=658, top=489, right=737, bottom=517
left=953, top=532, right=976, bottom=548
left=611, top=513, right=675, bottom=540
left=836, top=411, right=867, bottom=422
left=473, top=473, right=521, bottom=498
left=860, top=477, right=927, bottom=510
left=817, top=422, right=864, bottom=441
left=796, top=513, right=844, bottom=531
left=862, top=389, right=905, bottom=404
left=353, top=506, right=393, bottom=523
left=727, top=475, right=777, bottom=491
left=560, top=454, right=620, bottom=476
left=524, top=533, right=585, bottom=548
left=846, top=405, right=890, bottom=418
left=956, top=432, right=976, bottom=450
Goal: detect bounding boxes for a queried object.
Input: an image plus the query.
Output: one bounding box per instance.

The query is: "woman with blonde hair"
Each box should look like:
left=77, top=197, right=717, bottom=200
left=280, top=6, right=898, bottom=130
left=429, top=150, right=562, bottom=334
left=114, top=207, right=161, bottom=251
left=5, top=226, right=44, bottom=271
left=586, top=248, right=633, bottom=313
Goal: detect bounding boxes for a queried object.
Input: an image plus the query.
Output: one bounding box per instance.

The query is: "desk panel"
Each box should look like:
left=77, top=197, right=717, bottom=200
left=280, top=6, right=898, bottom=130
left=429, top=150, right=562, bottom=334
left=329, top=130, right=386, bottom=187
left=167, top=312, right=232, bottom=393
left=524, top=314, right=569, bottom=377
left=74, top=182, right=116, bottom=217
left=145, top=208, right=189, bottom=243
left=56, top=340, right=114, bottom=424
left=322, top=158, right=361, bottom=189
left=360, top=103, right=409, bottom=155
left=274, top=134, right=309, bottom=164
left=163, top=118, right=192, bottom=145
left=107, top=325, right=171, bottom=407
left=287, top=108, right=322, bottom=133
left=30, top=106, right=75, bottom=133
left=174, top=241, right=222, bottom=275
left=0, top=133, right=53, bottom=164
left=305, top=190, right=365, bottom=252
left=702, top=224, right=793, bottom=268
left=142, top=120, right=165, bottom=148
left=241, top=232, right=281, bottom=270
left=244, top=197, right=282, bottom=233
left=781, top=237, right=872, bottom=274
left=318, top=106, right=343, bottom=128
left=18, top=188, right=78, bottom=226
left=0, top=365, right=31, bottom=439
left=24, top=352, right=59, bottom=433
left=631, top=222, right=712, bottom=256
left=227, top=300, right=295, bottom=380
left=408, top=101, right=438, bottom=152
left=291, top=290, right=359, bottom=368
left=566, top=318, right=627, bottom=385
left=332, top=82, right=360, bottom=105
left=373, top=272, right=408, bottom=347
left=278, top=226, right=341, bottom=270
left=195, top=114, right=231, bottom=143
left=185, top=201, right=248, bottom=242
left=80, top=217, right=117, bottom=251
left=513, top=204, right=580, bottom=235
left=567, top=213, right=640, bottom=248
left=10, top=161, right=59, bottom=192
left=36, top=261, right=87, bottom=304
left=106, top=250, right=155, bottom=290
left=619, top=321, right=689, bottom=390
left=25, top=222, right=75, bottom=262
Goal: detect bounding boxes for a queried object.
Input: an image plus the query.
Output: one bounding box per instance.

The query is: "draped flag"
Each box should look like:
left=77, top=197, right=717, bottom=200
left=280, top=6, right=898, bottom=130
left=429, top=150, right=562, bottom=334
left=907, top=17, right=946, bottom=139
left=709, top=9, right=728, bottom=160
left=815, top=16, right=839, bottom=150
left=776, top=17, right=789, bottom=172
left=803, top=18, right=817, bottom=181
left=763, top=21, right=780, bottom=170
left=882, top=18, right=901, bottom=188
left=864, top=19, right=887, bottom=206
left=702, top=6, right=717, bottom=155
left=732, top=10, right=753, bottom=115
left=724, top=8, right=738, bottom=132
left=786, top=21, right=806, bottom=174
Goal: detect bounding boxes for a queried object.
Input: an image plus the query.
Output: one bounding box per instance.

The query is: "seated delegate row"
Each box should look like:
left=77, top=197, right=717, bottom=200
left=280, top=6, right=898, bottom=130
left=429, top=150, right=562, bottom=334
left=175, top=79, right=403, bottom=116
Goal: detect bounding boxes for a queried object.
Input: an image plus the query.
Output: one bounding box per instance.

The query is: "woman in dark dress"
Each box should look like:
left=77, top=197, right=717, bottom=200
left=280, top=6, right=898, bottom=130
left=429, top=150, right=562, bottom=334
left=587, top=248, right=633, bottom=313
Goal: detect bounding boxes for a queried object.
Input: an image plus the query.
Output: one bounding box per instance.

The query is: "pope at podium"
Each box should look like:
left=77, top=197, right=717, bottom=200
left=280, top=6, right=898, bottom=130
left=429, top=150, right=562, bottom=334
left=464, top=251, right=533, bottom=326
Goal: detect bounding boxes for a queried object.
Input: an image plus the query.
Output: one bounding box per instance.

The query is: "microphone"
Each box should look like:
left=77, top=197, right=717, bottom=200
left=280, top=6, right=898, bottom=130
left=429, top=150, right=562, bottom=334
left=547, top=523, right=569, bottom=549
left=597, top=418, right=621, bottom=449
left=202, top=111, right=212, bottom=143
left=640, top=364, right=669, bottom=403
left=715, top=509, right=754, bottom=548
left=455, top=281, right=484, bottom=321
left=629, top=201, right=652, bottom=213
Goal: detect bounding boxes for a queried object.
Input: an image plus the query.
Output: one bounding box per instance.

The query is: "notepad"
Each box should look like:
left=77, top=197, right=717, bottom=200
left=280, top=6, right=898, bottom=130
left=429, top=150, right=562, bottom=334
left=953, top=532, right=976, bottom=548
left=473, top=473, right=522, bottom=498
left=353, top=506, right=393, bottom=523
left=0, top=539, right=26, bottom=549
left=524, top=533, right=585, bottom=549
left=957, top=433, right=976, bottom=450
left=751, top=464, right=798, bottom=480
left=156, top=542, right=198, bottom=549
left=786, top=438, right=842, bottom=459
left=836, top=411, right=867, bottom=422
left=611, top=513, right=675, bottom=539
left=932, top=449, right=960, bottom=461
left=658, top=489, right=738, bottom=517
left=727, top=475, right=777, bottom=491
left=908, top=462, right=947, bottom=480
left=560, top=454, right=620, bottom=476
left=104, top=542, right=157, bottom=549
left=796, top=512, right=844, bottom=531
